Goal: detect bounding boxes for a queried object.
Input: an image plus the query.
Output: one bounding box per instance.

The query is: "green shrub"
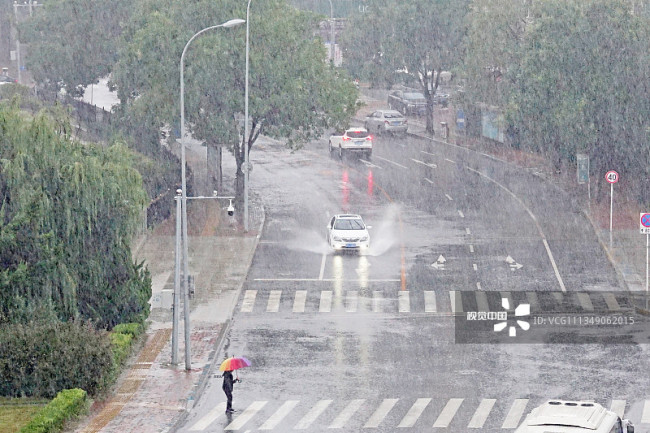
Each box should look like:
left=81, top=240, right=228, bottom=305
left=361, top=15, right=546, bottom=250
left=109, top=332, right=133, bottom=369
left=111, top=322, right=144, bottom=339
left=18, top=388, right=87, bottom=433
left=0, top=322, right=112, bottom=398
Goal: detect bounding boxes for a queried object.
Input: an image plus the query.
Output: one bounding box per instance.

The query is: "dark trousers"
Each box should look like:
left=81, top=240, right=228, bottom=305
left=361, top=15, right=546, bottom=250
left=224, top=389, right=233, bottom=411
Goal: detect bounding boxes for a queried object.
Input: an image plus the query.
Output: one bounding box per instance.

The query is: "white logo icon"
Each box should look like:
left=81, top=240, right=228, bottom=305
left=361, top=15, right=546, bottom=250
left=494, top=298, right=530, bottom=337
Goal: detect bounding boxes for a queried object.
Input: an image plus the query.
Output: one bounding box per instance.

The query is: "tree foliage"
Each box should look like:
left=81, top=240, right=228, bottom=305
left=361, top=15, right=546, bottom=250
left=0, top=103, right=151, bottom=328
left=112, top=0, right=359, bottom=200
left=341, top=0, right=470, bottom=132
left=19, top=0, right=132, bottom=96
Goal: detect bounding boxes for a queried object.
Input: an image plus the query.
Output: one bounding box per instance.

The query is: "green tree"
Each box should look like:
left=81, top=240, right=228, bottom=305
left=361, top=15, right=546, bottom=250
left=0, top=103, right=150, bottom=328
left=18, top=0, right=132, bottom=96
left=341, top=0, right=470, bottom=133
left=112, top=0, right=359, bottom=202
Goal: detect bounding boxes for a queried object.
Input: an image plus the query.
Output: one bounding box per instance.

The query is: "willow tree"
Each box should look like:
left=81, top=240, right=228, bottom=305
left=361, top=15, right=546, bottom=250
left=0, top=103, right=150, bottom=328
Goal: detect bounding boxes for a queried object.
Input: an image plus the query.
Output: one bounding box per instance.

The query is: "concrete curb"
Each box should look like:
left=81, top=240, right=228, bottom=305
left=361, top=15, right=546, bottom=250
left=168, top=203, right=265, bottom=433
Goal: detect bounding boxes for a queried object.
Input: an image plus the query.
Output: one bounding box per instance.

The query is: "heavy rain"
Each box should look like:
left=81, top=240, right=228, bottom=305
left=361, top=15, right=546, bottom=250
left=0, top=0, right=649, bottom=433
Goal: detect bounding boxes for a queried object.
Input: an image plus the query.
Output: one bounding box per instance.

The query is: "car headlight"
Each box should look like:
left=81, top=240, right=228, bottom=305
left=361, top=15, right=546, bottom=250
left=360, top=236, right=368, bottom=242
left=333, top=236, right=342, bottom=241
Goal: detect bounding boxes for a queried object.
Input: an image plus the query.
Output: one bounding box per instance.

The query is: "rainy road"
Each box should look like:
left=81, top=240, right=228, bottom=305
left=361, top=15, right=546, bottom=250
left=174, top=132, right=650, bottom=432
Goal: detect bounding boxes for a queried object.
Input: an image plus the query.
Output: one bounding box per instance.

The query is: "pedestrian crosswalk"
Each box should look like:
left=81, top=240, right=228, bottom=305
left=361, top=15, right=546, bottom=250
left=238, top=289, right=635, bottom=315
left=186, top=397, right=650, bottom=431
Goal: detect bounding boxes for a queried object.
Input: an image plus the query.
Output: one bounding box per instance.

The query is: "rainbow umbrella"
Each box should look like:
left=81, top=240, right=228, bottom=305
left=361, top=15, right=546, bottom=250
left=219, top=356, right=251, bottom=372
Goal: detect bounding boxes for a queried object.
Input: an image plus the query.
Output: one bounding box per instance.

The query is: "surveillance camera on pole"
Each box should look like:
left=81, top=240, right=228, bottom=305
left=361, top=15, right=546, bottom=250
left=227, top=199, right=234, bottom=217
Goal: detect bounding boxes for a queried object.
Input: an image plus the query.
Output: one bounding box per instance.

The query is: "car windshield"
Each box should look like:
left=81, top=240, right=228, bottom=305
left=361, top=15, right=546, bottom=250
left=333, top=218, right=365, bottom=230
left=347, top=130, right=369, bottom=139
left=404, top=92, right=426, bottom=101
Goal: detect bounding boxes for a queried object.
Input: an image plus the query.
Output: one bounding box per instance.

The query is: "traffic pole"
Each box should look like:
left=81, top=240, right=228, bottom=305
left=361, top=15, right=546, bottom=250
left=609, top=181, right=613, bottom=249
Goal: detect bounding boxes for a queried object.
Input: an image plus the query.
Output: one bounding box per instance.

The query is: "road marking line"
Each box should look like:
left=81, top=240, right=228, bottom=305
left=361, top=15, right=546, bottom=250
left=577, top=292, right=594, bottom=311
left=364, top=398, right=399, bottom=428
left=241, top=290, right=257, bottom=312
left=373, top=291, right=384, bottom=313
left=424, top=177, right=435, bottom=184
left=477, top=282, right=482, bottom=290
left=473, top=264, right=478, bottom=271
left=502, top=399, right=529, bottom=429
left=468, top=398, right=496, bottom=428
left=469, top=245, right=474, bottom=253
left=319, top=291, right=332, bottom=312
left=189, top=402, right=226, bottom=430
left=225, top=401, right=267, bottom=430
left=359, top=158, right=381, bottom=168
left=421, top=150, right=436, bottom=156
left=398, top=291, right=410, bottom=312
left=433, top=398, right=464, bottom=428
left=458, top=210, right=465, bottom=218
left=641, top=400, right=650, bottom=423
left=610, top=400, right=626, bottom=418
left=411, top=158, right=437, bottom=168
left=445, top=158, right=456, bottom=163
left=465, top=227, right=471, bottom=235
left=293, top=291, right=307, bottom=313
left=603, top=293, right=620, bottom=311
left=398, top=398, right=431, bottom=428
left=476, top=291, right=489, bottom=312
left=346, top=291, right=358, bottom=313
left=465, top=165, right=567, bottom=292
left=253, top=278, right=401, bottom=282
left=450, top=291, right=463, bottom=313
left=424, top=291, right=437, bottom=313
left=329, top=399, right=365, bottom=429
left=375, top=155, right=408, bottom=169
left=295, top=400, right=332, bottom=429
left=319, top=253, right=327, bottom=280
left=259, top=400, right=299, bottom=430
left=445, top=194, right=454, bottom=201
left=267, top=290, right=281, bottom=312
left=526, top=292, right=539, bottom=313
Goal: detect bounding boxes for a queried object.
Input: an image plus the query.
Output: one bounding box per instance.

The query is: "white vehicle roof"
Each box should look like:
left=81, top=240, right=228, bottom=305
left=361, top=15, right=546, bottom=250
left=515, top=401, right=620, bottom=433
left=334, top=214, right=363, bottom=219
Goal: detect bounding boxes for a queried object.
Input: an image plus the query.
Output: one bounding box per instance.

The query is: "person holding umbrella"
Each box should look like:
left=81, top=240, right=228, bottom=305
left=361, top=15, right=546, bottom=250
left=219, top=357, right=251, bottom=413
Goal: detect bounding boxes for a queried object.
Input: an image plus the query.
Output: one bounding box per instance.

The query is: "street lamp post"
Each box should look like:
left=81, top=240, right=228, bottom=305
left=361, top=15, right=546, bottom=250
left=177, top=18, right=245, bottom=370
left=327, top=0, right=335, bottom=64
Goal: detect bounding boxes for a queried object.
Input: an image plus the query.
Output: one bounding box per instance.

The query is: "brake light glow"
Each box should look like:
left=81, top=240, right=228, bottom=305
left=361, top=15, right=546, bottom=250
left=342, top=136, right=350, bottom=141
left=367, top=135, right=373, bottom=140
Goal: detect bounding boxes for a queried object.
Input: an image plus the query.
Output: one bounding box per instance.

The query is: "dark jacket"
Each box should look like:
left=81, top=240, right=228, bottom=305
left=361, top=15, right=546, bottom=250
left=222, top=371, right=234, bottom=393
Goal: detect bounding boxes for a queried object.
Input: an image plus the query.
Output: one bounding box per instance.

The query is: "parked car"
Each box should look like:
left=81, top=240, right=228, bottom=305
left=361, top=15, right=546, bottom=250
left=433, top=91, right=449, bottom=107
left=328, top=127, right=372, bottom=159
left=387, top=90, right=427, bottom=116
left=364, top=109, right=408, bottom=135
left=326, top=214, right=371, bottom=252
left=0, top=76, right=18, bottom=85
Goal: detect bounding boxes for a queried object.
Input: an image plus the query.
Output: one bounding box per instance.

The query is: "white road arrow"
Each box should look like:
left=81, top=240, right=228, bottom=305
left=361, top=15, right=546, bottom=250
left=436, top=255, right=446, bottom=264
left=431, top=262, right=445, bottom=270
left=505, top=256, right=523, bottom=271
left=431, top=255, right=446, bottom=270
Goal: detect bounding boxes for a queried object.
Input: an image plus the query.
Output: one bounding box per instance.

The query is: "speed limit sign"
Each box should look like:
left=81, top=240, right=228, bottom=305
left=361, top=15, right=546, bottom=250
left=605, top=170, right=619, bottom=184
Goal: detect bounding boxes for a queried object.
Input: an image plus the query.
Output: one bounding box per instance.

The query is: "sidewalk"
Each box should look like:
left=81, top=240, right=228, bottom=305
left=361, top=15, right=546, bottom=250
left=72, top=137, right=264, bottom=433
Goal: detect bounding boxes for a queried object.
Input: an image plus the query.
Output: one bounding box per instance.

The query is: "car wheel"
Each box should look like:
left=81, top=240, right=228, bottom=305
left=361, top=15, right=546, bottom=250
left=329, top=141, right=333, bottom=153
left=338, top=146, right=343, bottom=159
left=377, top=125, right=382, bottom=135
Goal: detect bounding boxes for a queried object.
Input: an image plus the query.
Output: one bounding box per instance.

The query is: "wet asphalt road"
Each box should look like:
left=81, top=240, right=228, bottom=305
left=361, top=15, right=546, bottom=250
left=174, top=131, right=650, bottom=432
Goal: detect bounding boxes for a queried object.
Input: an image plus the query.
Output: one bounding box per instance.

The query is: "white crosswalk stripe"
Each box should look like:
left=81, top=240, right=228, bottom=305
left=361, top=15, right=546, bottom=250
left=502, top=399, right=529, bottom=429
left=398, top=291, right=410, bottom=312
left=329, top=399, right=365, bottom=429
left=424, top=291, right=437, bottom=313
left=433, top=398, right=464, bottom=428
left=468, top=399, right=496, bottom=428
left=294, top=399, right=332, bottom=429
left=189, top=402, right=226, bottom=430
left=187, top=398, right=645, bottom=431
left=258, top=400, right=299, bottom=430
left=319, top=291, right=332, bottom=312
left=239, top=289, right=630, bottom=315
left=267, top=290, right=281, bottom=312
left=241, top=290, right=256, bottom=313
left=225, top=401, right=267, bottom=430
left=363, top=398, right=398, bottom=428
left=398, top=398, right=431, bottom=428
left=610, top=400, right=626, bottom=418
left=293, top=291, right=306, bottom=313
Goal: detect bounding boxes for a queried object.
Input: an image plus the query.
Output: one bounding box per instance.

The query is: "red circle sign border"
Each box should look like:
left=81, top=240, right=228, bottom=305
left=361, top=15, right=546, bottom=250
left=641, top=213, right=650, bottom=228
left=605, top=170, right=619, bottom=184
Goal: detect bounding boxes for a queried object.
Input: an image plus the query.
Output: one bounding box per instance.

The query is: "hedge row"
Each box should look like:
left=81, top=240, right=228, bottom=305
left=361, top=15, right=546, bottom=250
left=18, top=388, right=88, bottom=433
left=0, top=321, right=146, bottom=399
